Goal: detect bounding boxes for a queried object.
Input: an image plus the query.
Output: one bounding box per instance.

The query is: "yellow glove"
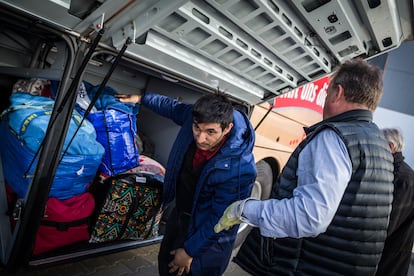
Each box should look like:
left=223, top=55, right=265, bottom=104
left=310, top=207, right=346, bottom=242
left=214, top=199, right=246, bottom=233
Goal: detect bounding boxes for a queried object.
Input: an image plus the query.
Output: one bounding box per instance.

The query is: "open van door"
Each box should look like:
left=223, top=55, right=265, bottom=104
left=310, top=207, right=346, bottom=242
left=0, top=0, right=412, bottom=272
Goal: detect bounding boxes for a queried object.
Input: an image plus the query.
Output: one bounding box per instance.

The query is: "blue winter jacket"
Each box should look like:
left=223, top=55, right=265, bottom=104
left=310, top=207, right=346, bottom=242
left=141, top=93, right=256, bottom=270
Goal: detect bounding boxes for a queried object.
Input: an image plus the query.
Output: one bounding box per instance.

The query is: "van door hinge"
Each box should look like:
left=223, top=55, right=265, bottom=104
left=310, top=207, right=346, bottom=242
left=112, top=20, right=136, bottom=50
left=92, top=13, right=105, bottom=32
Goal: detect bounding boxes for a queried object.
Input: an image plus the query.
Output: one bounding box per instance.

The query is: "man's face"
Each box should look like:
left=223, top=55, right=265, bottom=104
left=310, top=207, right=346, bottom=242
left=192, top=121, right=232, bottom=151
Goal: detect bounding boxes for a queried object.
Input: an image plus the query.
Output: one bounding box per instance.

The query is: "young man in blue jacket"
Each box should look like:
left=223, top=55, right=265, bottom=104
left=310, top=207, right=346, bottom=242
left=117, top=92, right=256, bottom=275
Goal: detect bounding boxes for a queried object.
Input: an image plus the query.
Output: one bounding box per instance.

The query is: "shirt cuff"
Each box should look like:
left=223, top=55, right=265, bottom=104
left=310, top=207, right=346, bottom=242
left=240, top=199, right=262, bottom=227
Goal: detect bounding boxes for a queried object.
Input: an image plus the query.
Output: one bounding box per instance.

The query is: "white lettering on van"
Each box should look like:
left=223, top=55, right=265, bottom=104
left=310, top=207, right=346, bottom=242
left=300, top=83, right=316, bottom=103
left=279, top=89, right=298, bottom=99
left=316, top=82, right=328, bottom=108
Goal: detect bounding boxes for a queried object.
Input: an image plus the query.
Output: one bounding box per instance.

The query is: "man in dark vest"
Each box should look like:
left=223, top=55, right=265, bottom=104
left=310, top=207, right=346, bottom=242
left=376, top=128, right=414, bottom=276
left=215, top=58, right=394, bottom=275
left=117, top=92, right=256, bottom=275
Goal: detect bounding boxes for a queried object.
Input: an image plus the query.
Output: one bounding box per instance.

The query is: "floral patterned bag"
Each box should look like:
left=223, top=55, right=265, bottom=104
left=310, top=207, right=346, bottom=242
left=89, top=172, right=163, bottom=243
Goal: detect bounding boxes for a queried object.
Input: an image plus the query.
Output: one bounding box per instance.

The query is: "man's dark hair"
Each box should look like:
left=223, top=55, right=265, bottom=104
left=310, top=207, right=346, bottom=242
left=192, top=93, right=233, bottom=130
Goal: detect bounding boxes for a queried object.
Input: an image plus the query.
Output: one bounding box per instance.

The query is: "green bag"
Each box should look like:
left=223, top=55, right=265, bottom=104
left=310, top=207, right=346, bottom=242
left=89, top=172, right=163, bottom=243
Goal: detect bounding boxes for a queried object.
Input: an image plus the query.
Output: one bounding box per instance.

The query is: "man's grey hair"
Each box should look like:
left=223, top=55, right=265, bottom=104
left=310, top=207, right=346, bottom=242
left=382, top=128, right=404, bottom=152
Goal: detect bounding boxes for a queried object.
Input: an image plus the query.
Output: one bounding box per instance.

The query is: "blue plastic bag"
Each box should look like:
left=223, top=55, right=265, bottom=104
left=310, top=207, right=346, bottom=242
left=0, top=93, right=105, bottom=199
left=77, top=82, right=140, bottom=176
left=87, top=109, right=140, bottom=176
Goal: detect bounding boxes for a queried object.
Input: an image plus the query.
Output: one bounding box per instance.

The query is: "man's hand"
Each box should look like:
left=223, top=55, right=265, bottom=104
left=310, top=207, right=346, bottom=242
left=214, top=200, right=246, bottom=233
left=168, top=248, right=193, bottom=275
left=114, top=94, right=141, bottom=104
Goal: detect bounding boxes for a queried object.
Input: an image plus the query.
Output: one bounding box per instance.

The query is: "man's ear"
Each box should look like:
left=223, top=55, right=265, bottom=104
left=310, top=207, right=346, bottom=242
left=332, top=84, right=344, bottom=102
left=388, top=141, right=396, bottom=153
left=223, top=122, right=233, bottom=135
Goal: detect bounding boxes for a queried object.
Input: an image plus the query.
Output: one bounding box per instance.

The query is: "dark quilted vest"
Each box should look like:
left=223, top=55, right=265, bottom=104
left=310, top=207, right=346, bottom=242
left=235, top=110, right=394, bottom=276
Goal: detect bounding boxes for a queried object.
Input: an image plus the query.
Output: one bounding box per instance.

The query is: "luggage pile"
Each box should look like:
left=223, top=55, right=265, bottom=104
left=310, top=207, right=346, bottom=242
left=0, top=79, right=164, bottom=255
left=73, top=81, right=164, bottom=244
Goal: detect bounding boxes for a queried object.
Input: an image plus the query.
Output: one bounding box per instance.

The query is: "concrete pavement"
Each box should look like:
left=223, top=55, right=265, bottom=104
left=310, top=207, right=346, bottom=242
left=5, top=243, right=414, bottom=276
left=3, top=243, right=249, bottom=276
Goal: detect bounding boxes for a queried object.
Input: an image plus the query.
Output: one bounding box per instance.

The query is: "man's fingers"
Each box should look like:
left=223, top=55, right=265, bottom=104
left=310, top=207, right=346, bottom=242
left=114, top=94, right=129, bottom=99
left=114, top=94, right=140, bottom=104
left=177, top=267, right=185, bottom=276
left=168, top=264, right=184, bottom=275
left=214, top=217, right=235, bottom=233
left=214, top=220, right=231, bottom=233
left=168, top=264, right=178, bottom=273
left=214, top=221, right=239, bottom=233
left=214, top=222, right=222, bottom=233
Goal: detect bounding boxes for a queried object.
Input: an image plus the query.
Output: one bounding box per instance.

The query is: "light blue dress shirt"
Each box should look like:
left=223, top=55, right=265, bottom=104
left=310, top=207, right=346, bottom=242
left=242, top=128, right=352, bottom=238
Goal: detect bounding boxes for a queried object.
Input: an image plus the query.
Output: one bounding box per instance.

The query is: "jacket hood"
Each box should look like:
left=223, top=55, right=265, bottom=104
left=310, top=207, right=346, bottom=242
left=220, top=110, right=255, bottom=157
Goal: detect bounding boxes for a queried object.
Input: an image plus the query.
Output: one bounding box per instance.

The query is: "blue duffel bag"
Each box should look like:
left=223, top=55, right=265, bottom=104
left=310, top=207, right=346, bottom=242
left=0, top=92, right=105, bottom=199
left=77, top=82, right=140, bottom=176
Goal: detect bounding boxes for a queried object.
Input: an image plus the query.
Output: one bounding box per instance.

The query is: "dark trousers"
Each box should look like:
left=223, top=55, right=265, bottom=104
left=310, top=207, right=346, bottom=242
left=158, top=208, right=192, bottom=276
